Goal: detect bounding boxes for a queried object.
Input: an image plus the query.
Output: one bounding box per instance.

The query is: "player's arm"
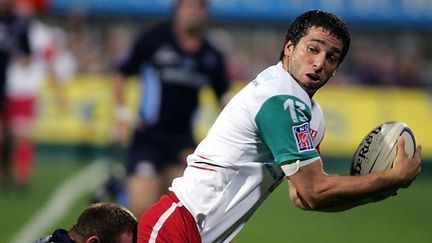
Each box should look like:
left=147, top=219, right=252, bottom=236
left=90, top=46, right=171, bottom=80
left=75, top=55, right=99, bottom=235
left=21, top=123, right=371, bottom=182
left=114, top=72, right=128, bottom=110
left=210, top=52, right=230, bottom=108
left=113, top=72, right=132, bottom=142
left=114, top=31, right=147, bottom=109
left=287, top=178, right=394, bottom=212
left=112, top=52, right=137, bottom=141
left=113, top=29, right=153, bottom=140
left=13, top=16, right=32, bottom=68
left=286, top=137, right=422, bottom=212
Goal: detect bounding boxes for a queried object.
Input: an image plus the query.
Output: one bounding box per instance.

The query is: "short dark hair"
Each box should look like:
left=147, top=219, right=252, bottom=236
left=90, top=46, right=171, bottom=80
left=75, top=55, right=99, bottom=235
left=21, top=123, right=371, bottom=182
left=69, top=202, right=137, bottom=243
left=279, top=10, right=351, bottom=64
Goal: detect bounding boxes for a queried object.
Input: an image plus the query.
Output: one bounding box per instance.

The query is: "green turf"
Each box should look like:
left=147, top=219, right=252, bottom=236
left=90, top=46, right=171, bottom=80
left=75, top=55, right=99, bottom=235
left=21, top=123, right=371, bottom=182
left=38, top=192, right=93, bottom=237
left=235, top=176, right=432, bottom=243
left=0, top=159, right=85, bottom=243
left=1, top=155, right=431, bottom=243
left=235, top=159, right=432, bottom=243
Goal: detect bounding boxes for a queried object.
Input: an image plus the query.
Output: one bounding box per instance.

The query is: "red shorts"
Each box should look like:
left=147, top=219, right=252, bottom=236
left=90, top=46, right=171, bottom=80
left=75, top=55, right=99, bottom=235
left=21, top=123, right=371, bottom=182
left=138, top=192, right=201, bottom=243
left=6, top=96, right=36, bottom=123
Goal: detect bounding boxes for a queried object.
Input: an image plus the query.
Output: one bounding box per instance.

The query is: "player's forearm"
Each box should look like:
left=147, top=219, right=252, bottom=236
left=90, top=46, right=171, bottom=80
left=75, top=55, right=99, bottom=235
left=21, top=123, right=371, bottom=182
left=289, top=180, right=381, bottom=212
left=114, top=73, right=126, bottom=106
left=289, top=163, right=402, bottom=211
left=300, top=195, right=369, bottom=212
left=318, top=190, right=399, bottom=212
left=305, top=171, right=400, bottom=210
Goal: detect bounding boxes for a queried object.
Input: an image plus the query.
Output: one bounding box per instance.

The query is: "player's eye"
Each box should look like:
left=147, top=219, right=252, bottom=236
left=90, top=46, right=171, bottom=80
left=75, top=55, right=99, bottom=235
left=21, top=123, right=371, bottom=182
left=307, top=46, right=319, bottom=54
left=326, top=54, right=338, bottom=64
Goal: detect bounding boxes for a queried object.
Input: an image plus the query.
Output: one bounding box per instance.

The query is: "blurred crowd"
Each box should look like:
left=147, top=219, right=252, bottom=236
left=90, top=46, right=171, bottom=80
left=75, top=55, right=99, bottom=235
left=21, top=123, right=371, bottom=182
left=35, top=11, right=432, bottom=88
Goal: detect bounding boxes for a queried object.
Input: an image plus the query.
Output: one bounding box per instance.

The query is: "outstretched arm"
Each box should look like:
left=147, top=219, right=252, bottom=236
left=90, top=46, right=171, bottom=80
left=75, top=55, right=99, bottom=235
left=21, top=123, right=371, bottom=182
left=113, top=73, right=132, bottom=142
left=287, top=137, right=422, bottom=212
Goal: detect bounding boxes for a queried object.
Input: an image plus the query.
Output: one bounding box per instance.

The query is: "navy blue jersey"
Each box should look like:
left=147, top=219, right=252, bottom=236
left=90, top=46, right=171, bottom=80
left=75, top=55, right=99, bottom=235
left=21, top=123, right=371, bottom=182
left=118, top=22, right=229, bottom=131
left=33, top=229, right=74, bottom=243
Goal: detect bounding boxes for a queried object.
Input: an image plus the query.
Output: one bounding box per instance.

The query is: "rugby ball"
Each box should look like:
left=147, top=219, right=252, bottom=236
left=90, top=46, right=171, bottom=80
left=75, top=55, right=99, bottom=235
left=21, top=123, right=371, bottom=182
left=350, top=121, right=416, bottom=175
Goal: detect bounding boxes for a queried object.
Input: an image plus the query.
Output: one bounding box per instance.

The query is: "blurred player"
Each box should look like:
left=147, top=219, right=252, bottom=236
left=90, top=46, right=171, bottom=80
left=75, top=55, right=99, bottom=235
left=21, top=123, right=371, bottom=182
left=113, top=0, right=229, bottom=218
left=5, top=0, right=76, bottom=187
left=34, top=202, right=137, bottom=243
left=0, top=0, right=31, bottom=189
left=137, top=10, right=422, bottom=242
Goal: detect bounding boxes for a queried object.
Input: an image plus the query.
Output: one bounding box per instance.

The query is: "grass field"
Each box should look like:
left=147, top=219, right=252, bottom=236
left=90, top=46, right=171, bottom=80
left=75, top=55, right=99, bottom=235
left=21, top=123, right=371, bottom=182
left=1, top=154, right=431, bottom=243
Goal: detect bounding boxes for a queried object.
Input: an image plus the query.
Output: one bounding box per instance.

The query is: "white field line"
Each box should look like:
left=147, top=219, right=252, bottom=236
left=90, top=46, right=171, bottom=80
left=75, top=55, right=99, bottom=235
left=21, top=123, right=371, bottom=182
left=10, top=158, right=110, bottom=243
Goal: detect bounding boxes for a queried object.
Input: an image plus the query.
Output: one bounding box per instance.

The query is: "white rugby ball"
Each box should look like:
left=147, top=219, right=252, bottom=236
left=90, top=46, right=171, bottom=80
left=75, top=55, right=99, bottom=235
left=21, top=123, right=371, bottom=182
left=350, top=121, right=416, bottom=175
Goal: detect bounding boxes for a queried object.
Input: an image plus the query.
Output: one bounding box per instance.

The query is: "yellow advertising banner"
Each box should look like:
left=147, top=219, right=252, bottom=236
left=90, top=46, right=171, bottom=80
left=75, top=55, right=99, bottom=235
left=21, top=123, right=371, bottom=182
left=315, top=85, right=432, bottom=157
left=33, top=75, right=140, bottom=145
left=33, top=77, right=432, bottom=158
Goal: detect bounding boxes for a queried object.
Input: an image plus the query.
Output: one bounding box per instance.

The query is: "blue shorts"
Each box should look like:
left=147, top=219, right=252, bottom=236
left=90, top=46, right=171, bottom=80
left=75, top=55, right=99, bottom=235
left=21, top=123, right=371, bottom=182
left=126, top=126, right=196, bottom=176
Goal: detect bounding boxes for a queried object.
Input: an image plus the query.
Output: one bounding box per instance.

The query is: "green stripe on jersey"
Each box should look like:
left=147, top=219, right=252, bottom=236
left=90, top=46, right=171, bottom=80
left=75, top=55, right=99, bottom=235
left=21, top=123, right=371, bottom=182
left=255, top=95, right=319, bottom=165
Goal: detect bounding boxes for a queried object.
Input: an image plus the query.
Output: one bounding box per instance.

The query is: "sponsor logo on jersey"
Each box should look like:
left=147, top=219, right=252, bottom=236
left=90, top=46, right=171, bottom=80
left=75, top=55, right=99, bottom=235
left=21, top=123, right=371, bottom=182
left=293, top=122, right=315, bottom=152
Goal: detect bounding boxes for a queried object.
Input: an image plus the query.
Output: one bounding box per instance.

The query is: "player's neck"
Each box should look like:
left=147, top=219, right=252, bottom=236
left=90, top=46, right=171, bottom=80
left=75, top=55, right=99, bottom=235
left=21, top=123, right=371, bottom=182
left=283, top=56, right=316, bottom=98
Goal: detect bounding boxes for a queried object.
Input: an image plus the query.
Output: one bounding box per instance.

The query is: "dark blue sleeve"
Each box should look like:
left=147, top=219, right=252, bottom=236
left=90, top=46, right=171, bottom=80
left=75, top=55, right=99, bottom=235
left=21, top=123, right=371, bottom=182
left=209, top=51, right=229, bottom=101
left=14, top=17, right=31, bottom=56
left=117, top=26, right=160, bottom=76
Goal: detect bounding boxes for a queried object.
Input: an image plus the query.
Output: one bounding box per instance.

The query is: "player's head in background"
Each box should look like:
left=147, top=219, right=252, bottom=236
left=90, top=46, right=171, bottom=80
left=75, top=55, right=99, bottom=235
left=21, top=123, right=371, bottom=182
left=173, top=0, right=209, bottom=36
left=279, top=10, right=351, bottom=97
left=68, top=202, right=137, bottom=243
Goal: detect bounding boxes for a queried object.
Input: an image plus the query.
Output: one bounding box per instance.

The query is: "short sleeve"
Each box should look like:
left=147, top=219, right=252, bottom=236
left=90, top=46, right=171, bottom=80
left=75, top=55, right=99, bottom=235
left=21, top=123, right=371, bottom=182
left=255, top=95, right=319, bottom=165
left=117, top=24, right=166, bottom=75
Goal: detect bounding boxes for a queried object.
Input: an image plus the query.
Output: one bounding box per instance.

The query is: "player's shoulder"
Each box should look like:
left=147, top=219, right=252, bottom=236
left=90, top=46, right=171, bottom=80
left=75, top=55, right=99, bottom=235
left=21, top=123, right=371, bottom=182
left=138, top=21, right=172, bottom=42
left=33, top=236, right=51, bottom=243
left=251, top=63, right=284, bottom=87
left=310, top=99, right=325, bottom=132
left=252, top=63, right=309, bottom=101
left=311, top=99, right=323, bottom=114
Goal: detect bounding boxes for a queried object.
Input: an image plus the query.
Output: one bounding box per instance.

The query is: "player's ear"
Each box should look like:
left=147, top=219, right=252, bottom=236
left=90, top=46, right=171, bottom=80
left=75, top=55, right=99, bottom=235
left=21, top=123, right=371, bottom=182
left=284, top=41, right=294, bottom=56
left=86, top=236, right=100, bottom=243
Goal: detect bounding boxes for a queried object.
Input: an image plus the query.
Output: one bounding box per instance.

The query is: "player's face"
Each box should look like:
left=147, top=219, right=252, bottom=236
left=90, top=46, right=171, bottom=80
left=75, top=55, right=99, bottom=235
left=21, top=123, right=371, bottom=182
left=283, top=26, right=343, bottom=97
left=175, top=0, right=208, bottom=35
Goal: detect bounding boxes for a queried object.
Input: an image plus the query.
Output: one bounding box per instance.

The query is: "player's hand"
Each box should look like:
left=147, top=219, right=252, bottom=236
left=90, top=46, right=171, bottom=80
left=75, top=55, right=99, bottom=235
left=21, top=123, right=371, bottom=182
left=391, top=137, right=422, bottom=188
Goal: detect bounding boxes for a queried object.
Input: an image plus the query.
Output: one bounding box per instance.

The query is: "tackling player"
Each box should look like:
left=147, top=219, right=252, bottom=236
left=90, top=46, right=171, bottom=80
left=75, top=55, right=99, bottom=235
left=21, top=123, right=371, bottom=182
left=34, top=202, right=137, bottom=243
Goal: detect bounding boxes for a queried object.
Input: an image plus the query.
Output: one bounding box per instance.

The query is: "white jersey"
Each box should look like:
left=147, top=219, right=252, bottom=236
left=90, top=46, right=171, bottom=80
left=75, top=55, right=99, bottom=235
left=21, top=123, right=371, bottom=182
left=171, top=62, right=325, bottom=242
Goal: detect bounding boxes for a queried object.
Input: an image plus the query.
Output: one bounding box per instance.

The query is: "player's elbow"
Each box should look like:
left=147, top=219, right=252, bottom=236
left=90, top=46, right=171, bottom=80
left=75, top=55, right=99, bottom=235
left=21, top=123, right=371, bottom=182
left=295, top=189, right=328, bottom=210
left=289, top=190, right=316, bottom=210
left=288, top=177, right=330, bottom=210
left=289, top=191, right=308, bottom=210
left=289, top=182, right=314, bottom=210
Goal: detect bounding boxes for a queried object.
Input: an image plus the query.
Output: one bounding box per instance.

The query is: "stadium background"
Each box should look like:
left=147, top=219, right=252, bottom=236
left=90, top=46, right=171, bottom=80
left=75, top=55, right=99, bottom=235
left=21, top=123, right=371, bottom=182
left=1, top=0, right=432, bottom=242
